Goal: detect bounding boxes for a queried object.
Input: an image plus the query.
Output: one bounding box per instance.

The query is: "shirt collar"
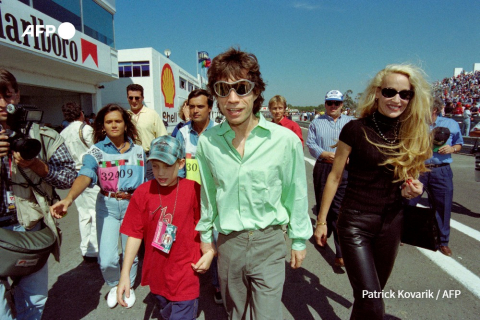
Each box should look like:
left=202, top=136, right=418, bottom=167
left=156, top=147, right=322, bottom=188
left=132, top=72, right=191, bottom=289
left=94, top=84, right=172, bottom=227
left=102, top=136, right=134, bottom=147
left=187, top=118, right=214, bottom=134
left=216, top=112, right=269, bottom=135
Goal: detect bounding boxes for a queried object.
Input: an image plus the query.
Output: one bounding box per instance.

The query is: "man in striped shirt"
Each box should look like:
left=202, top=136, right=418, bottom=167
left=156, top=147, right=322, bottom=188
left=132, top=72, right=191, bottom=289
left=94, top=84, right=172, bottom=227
left=306, top=90, right=353, bottom=267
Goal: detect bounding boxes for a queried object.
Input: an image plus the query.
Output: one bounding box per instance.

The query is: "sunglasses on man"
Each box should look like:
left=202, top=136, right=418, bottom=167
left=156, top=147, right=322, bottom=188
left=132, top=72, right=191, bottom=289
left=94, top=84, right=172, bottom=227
left=380, top=88, right=415, bottom=101
left=326, top=101, right=342, bottom=107
left=128, top=96, right=141, bottom=101
left=213, top=79, right=255, bottom=98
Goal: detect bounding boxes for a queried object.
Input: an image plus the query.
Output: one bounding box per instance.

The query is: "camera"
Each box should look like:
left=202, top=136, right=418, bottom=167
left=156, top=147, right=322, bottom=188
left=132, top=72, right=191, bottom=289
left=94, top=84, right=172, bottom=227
left=5, top=104, right=44, bottom=160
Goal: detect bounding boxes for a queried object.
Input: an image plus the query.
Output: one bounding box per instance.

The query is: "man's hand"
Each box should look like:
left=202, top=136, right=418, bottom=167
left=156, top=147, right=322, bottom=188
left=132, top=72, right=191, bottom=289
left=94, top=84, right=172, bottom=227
left=290, top=249, right=306, bottom=269
left=438, top=145, right=456, bottom=154
left=0, top=130, right=10, bottom=157
left=320, top=151, right=335, bottom=162
left=12, top=151, right=37, bottom=168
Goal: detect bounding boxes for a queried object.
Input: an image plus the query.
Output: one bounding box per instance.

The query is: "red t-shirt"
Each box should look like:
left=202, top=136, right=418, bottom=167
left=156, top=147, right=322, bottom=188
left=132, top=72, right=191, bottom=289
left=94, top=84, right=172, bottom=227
left=277, top=117, right=304, bottom=146
left=121, top=178, right=201, bottom=301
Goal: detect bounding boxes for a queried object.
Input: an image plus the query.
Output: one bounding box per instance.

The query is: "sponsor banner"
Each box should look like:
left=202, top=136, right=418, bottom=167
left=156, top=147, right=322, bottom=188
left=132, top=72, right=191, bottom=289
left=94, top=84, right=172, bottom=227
left=0, top=0, right=112, bottom=74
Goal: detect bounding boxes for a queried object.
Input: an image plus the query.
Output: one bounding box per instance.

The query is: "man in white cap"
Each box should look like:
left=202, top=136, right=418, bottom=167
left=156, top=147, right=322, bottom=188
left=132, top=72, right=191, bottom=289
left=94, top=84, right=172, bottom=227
left=307, top=90, right=353, bottom=267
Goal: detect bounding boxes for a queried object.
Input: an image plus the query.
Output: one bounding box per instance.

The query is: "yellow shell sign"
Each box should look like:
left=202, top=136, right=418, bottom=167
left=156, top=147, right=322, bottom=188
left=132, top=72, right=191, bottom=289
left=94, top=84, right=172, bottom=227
left=161, top=64, right=175, bottom=108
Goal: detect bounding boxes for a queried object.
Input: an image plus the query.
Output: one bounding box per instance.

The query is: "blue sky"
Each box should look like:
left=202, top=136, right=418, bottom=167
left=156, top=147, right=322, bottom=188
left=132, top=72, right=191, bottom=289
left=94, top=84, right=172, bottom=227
left=114, top=0, right=480, bottom=106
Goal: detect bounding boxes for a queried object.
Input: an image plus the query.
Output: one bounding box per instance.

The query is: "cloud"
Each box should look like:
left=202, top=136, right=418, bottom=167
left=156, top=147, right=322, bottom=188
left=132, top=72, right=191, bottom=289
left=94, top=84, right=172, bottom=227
left=292, top=1, right=322, bottom=10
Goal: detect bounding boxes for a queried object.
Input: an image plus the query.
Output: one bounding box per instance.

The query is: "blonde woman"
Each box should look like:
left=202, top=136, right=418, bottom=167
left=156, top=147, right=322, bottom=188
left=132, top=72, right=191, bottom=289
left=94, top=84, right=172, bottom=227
left=314, top=64, right=432, bottom=319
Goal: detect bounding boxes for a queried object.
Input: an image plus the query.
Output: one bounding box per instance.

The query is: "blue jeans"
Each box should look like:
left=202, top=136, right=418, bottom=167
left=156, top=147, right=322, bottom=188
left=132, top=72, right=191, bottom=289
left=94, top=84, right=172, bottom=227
left=155, top=294, right=198, bottom=320
left=0, top=222, right=48, bottom=320
left=96, top=195, right=138, bottom=287
left=408, top=165, right=454, bottom=245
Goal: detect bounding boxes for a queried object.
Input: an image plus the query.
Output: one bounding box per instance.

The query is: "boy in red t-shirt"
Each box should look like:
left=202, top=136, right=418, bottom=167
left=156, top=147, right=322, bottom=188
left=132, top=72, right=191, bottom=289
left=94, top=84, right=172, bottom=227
left=117, top=136, right=215, bottom=317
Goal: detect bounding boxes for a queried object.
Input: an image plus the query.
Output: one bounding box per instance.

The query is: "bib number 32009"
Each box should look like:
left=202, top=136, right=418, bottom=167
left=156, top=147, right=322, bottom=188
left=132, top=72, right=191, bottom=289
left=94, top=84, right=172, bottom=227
left=101, top=169, right=133, bottom=181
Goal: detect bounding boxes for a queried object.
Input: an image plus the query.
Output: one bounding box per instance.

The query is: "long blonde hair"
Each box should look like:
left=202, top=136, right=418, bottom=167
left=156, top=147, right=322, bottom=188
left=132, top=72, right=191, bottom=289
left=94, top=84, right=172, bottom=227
left=357, top=64, right=433, bottom=181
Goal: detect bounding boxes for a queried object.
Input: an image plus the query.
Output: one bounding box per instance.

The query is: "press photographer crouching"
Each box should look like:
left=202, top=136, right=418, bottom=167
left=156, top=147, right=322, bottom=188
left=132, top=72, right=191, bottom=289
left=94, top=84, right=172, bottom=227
left=0, top=69, right=76, bottom=319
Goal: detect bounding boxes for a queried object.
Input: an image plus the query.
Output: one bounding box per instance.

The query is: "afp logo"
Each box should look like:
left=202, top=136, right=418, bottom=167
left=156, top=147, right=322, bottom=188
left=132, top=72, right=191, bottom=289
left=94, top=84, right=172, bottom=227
left=21, top=22, right=76, bottom=40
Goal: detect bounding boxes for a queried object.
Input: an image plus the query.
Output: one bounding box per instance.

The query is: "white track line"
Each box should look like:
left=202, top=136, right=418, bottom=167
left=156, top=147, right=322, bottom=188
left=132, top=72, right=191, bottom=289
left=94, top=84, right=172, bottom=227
left=417, top=248, right=480, bottom=299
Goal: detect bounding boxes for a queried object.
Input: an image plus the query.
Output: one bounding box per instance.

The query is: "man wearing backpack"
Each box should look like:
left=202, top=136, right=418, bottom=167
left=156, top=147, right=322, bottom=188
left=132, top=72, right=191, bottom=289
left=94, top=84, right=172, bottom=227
left=0, top=69, right=76, bottom=319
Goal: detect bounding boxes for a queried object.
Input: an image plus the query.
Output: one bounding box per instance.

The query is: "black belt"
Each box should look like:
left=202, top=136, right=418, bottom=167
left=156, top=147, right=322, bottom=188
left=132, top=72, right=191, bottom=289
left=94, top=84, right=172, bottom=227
left=426, top=163, right=450, bottom=168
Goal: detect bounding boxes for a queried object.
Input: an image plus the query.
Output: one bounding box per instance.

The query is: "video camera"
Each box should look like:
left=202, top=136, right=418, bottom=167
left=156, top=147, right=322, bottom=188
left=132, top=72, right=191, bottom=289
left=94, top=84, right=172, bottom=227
left=5, top=104, right=44, bottom=160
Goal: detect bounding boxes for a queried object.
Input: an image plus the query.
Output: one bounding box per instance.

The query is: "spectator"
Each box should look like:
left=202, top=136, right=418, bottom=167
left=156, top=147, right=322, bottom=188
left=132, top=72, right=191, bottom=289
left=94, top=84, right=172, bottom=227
left=1, top=69, right=76, bottom=319
left=126, top=84, right=167, bottom=180
left=307, top=90, right=353, bottom=267
left=60, top=102, right=99, bottom=263
left=408, top=97, right=463, bottom=257
left=171, top=100, right=190, bottom=138
left=268, top=95, right=304, bottom=146
left=462, top=104, right=472, bottom=136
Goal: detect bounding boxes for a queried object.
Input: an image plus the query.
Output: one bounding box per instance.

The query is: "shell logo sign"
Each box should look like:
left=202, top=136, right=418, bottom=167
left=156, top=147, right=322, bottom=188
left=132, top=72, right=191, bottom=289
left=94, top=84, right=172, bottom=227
left=161, top=64, right=175, bottom=108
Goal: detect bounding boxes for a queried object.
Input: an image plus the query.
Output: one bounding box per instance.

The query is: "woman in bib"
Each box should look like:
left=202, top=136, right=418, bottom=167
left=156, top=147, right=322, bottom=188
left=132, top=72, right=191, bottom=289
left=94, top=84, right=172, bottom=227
left=50, top=104, right=146, bottom=308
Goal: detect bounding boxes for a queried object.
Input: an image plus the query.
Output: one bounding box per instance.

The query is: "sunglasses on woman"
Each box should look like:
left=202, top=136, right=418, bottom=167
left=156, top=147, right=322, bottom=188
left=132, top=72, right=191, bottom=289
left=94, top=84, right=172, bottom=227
left=381, top=88, right=415, bottom=101
left=213, top=79, right=255, bottom=97
left=326, top=101, right=342, bottom=107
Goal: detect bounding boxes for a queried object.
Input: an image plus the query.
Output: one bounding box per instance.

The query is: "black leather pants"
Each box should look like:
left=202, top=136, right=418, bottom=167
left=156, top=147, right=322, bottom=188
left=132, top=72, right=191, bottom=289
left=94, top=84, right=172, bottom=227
left=337, top=207, right=403, bottom=320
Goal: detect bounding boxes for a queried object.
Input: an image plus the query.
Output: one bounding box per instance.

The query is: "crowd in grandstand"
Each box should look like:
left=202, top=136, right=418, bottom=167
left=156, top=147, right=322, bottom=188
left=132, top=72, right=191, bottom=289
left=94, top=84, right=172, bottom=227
left=433, top=70, right=480, bottom=115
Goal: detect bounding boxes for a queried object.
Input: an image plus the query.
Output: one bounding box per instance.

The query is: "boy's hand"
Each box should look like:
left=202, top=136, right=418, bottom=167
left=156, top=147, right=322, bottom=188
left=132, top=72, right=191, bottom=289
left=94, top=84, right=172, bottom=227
left=117, top=275, right=131, bottom=308
left=191, top=249, right=215, bottom=274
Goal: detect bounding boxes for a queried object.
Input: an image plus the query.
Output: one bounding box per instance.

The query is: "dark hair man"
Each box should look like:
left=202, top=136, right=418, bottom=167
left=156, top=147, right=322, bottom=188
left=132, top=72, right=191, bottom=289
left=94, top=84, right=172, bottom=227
left=126, top=84, right=167, bottom=180
left=0, top=69, right=76, bottom=318
left=195, top=48, right=312, bottom=319
left=175, top=89, right=214, bottom=184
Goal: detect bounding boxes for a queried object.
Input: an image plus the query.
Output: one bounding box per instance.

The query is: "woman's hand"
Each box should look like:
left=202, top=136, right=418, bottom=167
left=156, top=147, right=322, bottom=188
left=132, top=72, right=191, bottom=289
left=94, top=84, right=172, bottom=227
left=401, top=178, right=423, bottom=200
left=314, top=224, right=328, bottom=247
left=50, top=198, right=73, bottom=219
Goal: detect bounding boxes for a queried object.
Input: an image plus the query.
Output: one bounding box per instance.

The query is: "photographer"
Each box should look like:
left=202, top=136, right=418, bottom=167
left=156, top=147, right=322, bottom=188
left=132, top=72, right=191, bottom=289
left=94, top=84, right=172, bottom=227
left=0, top=69, right=76, bottom=319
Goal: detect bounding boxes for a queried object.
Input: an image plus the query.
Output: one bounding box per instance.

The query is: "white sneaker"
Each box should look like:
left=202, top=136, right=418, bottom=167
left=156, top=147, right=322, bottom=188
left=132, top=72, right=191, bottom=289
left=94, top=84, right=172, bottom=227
left=107, top=286, right=118, bottom=308
left=124, top=289, right=136, bottom=308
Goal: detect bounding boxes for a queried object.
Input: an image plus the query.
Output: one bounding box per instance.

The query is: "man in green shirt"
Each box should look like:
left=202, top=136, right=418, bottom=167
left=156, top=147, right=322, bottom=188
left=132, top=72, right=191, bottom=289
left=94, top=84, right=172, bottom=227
left=195, top=48, right=312, bottom=319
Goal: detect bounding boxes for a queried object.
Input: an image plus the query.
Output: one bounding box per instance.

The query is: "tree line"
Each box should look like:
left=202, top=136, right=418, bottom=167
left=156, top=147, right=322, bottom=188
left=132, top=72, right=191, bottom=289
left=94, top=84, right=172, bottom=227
left=287, top=90, right=359, bottom=112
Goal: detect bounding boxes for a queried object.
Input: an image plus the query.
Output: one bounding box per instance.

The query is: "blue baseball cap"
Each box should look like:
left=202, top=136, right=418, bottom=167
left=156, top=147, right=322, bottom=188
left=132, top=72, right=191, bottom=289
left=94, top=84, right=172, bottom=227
left=325, top=90, right=344, bottom=101
left=147, top=136, right=185, bottom=165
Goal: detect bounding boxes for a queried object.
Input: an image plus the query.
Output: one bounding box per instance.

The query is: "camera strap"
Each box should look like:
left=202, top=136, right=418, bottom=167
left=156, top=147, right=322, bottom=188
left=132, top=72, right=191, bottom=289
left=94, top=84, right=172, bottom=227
left=16, top=166, right=60, bottom=206
left=79, top=123, right=89, bottom=149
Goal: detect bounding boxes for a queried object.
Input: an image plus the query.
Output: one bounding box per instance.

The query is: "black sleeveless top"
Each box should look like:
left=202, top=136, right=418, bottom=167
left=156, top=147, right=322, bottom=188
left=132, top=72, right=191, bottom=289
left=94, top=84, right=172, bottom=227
left=339, top=113, right=403, bottom=214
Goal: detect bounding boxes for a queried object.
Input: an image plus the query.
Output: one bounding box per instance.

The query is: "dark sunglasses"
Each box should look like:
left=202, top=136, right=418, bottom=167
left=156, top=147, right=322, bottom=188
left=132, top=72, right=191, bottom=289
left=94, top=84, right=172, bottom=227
left=326, top=101, right=342, bottom=107
left=213, top=79, right=255, bottom=97
left=381, top=88, right=414, bottom=101
left=128, top=96, right=141, bottom=101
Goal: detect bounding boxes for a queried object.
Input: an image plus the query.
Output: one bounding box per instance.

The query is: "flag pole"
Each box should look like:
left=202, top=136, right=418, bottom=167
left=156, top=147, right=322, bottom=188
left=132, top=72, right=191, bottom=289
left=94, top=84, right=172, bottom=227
left=196, top=50, right=199, bottom=79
